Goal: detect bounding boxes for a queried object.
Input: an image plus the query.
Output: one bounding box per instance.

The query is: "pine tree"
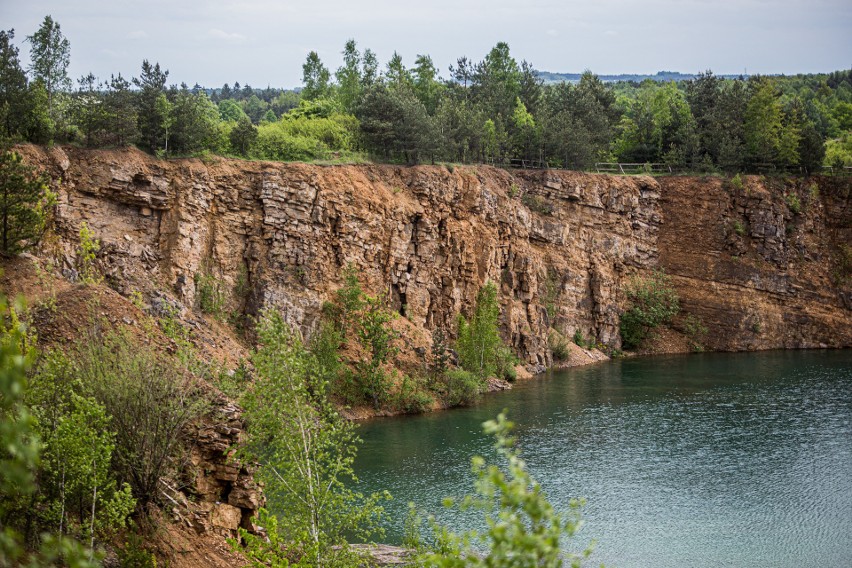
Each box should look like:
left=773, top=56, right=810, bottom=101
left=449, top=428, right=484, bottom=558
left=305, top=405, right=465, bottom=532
left=0, top=148, right=52, bottom=256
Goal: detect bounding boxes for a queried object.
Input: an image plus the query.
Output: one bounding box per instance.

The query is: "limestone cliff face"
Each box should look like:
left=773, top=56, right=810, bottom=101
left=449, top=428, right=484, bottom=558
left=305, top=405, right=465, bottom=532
left=20, top=145, right=852, bottom=361
left=657, top=175, right=852, bottom=350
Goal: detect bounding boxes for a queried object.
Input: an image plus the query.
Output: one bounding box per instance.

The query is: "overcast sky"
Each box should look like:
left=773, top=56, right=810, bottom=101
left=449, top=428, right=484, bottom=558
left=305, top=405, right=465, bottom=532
left=2, top=1, right=850, bottom=89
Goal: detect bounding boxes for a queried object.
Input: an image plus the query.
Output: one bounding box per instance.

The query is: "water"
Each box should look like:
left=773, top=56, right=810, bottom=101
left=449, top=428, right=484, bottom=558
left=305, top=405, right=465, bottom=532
left=353, top=350, right=852, bottom=567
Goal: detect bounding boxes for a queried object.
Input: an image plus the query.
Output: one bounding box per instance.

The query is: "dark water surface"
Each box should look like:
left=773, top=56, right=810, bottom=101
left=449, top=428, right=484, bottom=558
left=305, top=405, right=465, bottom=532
left=353, top=350, right=852, bottom=567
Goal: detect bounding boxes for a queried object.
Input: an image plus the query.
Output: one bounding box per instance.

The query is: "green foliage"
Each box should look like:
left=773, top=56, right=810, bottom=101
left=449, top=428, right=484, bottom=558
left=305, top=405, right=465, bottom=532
left=0, top=297, right=39, bottom=559
left=133, top=60, right=169, bottom=154
left=548, top=331, right=570, bottom=362
left=194, top=263, right=226, bottom=317
left=356, top=84, right=437, bottom=165
left=301, top=51, right=332, bottom=102
left=402, top=502, right=425, bottom=553
left=733, top=219, right=746, bottom=236
left=6, top=166, right=45, bottom=223
left=430, top=327, right=450, bottom=377
left=391, top=374, right=435, bottom=414
left=619, top=271, right=680, bottom=350
left=0, top=147, right=52, bottom=255
left=229, top=115, right=257, bottom=156
left=354, top=292, right=399, bottom=409
left=76, top=221, right=100, bottom=283
left=26, top=15, right=71, bottom=127
left=117, top=527, right=157, bottom=568
left=456, top=281, right=503, bottom=381
left=682, top=314, right=708, bottom=352
left=75, top=327, right=207, bottom=508
left=730, top=173, right=744, bottom=191
left=423, top=412, right=591, bottom=568
left=1, top=299, right=102, bottom=566
left=785, top=192, right=801, bottom=215
left=521, top=193, right=554, bottom=215
left=238, top=311, right=388, bottom=567
left=0, top=30, right=32, bottom=140
left=441, top=369, right=484, bottom=407
left=253, top=112, right=355, bottom=162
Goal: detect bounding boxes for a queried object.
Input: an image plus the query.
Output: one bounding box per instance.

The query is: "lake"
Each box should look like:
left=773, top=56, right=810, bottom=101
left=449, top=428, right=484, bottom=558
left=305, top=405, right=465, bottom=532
left=353, top=350, right=852, bottom=567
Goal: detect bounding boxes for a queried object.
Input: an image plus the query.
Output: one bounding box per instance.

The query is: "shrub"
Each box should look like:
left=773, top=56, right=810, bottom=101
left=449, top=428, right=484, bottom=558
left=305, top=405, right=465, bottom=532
left=457, top=281, right=502, bottom=381
left=548, top=331, right=570, bottom=362
left=521, top=193, right=554, bottom=215
left=442, top=369, right=484, bottom=407
left=75, top=328, right=208, bottom=508
left=194, top=264, right=226, bottom=317
left=0, top=147, right=53, bottom=256
left=391, top=374, right=435, bottom=413
left=730, top=173, right=744, bottom=191
left=430, top=327, right=450, bottom=377
left=786, top=192, right=801, bottom=215
left=619, top=271, right=680, bottom=350
left=683, top=314, right=708, bottom=352
left=77, top=221, right=100, bottom=283
left=733, top=219, right=746, bottom=236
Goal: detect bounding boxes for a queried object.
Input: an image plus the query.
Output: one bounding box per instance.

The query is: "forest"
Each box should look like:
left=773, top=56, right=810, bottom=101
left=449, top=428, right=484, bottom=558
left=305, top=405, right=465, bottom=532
left=2, top=16, right=852, bottom=173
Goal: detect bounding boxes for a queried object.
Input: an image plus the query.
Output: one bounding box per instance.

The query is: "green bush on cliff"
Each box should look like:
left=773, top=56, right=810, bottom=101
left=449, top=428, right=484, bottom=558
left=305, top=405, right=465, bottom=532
left=619, top=271, right=680, bottom=350
left=0, top=147, right=54, bottom=256
left=456, top=281, right=501, bottom=381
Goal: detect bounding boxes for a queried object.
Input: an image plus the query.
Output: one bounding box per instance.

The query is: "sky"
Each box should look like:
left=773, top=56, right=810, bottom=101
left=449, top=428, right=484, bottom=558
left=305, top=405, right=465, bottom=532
left=2, top=0, right=850, bottom=89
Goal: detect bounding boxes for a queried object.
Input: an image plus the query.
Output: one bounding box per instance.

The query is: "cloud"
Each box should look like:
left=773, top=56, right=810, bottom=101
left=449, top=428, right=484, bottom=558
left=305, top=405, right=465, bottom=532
left=127, top=30, right=148, bottom=40
left=207, top=28, right=246, bottom=43
left=546, top=29, right=558, bottom=37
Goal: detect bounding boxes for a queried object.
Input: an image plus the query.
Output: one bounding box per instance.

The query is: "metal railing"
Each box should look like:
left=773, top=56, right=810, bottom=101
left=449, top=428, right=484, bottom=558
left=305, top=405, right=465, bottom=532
left=595, top=162, right=673, bottom=174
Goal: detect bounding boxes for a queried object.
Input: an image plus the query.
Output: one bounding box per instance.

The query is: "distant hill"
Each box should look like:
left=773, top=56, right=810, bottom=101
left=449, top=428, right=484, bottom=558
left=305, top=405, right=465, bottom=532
left=536, top=70, right=747, bottom=84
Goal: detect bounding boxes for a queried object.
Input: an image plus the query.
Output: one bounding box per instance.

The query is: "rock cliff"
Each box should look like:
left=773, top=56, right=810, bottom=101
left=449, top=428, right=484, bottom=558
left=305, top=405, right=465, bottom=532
left=19, top=145, right=852, bottom=362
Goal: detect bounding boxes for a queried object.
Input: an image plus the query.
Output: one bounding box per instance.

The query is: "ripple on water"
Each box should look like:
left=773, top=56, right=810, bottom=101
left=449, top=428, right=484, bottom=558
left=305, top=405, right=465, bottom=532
left=354, top=351, right=852, bottom=568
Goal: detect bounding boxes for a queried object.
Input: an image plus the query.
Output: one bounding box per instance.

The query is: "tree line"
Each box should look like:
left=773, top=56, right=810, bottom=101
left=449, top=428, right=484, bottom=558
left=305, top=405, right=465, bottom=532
left=2, top=16, right=851, bottom=171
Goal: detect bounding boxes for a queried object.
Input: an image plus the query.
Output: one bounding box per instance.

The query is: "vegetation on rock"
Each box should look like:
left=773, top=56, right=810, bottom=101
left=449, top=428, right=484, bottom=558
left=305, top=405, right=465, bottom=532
left=619, top=271, right=680, bottom=350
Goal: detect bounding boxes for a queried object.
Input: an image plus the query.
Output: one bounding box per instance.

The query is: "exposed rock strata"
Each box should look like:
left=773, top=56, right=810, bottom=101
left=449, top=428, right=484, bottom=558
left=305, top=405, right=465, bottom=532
left=19, top=146, right=851, bottom=360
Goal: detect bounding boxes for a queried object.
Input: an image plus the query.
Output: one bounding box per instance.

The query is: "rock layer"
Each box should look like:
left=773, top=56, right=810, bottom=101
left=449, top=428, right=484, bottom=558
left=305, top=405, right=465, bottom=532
left=19, top=146, right=851, bottom=361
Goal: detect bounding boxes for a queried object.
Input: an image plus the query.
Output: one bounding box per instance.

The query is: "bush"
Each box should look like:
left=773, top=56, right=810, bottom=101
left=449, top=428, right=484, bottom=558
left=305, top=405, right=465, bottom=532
left=457, top=281, right=502, bottom=381
left=730, top=172, right=744, bottom=191
left=682, top=313, right=709, bottom=352
left=391, top=374, right=435, bottom=413
left=77, top=221, right=100, bottom=283
left=619, top=271, right=680, bottom=350
left=786, top=192, right=801, bottom=215
left=75, top=328, right=208, bottom=508
left=0, top=147, right=53, bottom=256
left=548, top=331, right=570, bottom=362
left=194, top=264, right=226, bottom=317
left=443, top=369, right=484, bottom=407
left=521, top=193, right=554, bottom=215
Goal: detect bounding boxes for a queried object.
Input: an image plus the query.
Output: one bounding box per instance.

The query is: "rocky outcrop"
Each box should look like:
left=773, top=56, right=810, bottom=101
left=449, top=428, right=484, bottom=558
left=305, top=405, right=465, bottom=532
left=657, top=175, right=852, bottom=350
left=18, top=146, right=852, bottom=361
left=20, top=146, right=667, bottom=369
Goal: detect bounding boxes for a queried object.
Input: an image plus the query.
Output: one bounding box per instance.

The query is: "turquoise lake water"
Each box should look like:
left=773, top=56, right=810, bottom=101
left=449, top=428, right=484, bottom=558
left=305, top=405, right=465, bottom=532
left=353, top=350, right=852, bottom=567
